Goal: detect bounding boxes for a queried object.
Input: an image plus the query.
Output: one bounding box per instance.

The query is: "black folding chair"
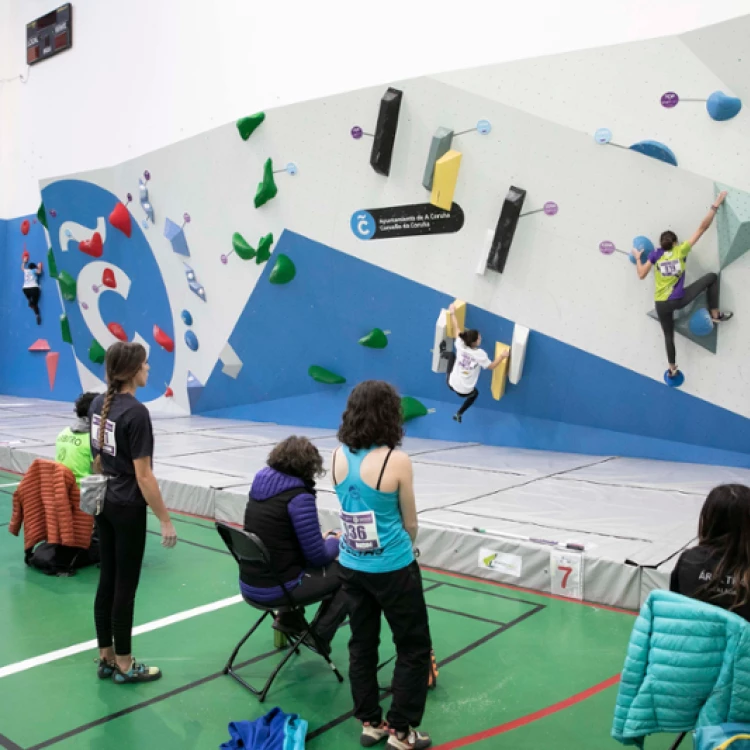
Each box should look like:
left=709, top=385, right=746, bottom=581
left=670, top=733, right=687, bottom=749
left=216, top=522, right=344, bottom=702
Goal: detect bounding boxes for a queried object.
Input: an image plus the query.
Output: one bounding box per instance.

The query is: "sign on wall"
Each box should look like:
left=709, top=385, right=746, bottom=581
left=350, top=202, right=464, bottom=241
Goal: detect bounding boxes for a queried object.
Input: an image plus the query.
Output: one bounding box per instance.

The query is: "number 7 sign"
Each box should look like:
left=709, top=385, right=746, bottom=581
left=550, top=550, right=584, bottom=600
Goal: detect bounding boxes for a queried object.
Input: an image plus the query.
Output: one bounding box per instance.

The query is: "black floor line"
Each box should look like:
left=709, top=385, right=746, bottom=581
left=421, top=576, right=544, bottom=609
left=170, top=515, right=216, bottom=531
left=0, top=733, right=23, bottom=750
left=145, top=529, right=230, bottom=556
left=426, top=603, right=505, bottom=627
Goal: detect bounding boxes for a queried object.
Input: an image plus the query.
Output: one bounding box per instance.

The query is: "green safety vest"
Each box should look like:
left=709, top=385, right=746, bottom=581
left=55, top=427, right=93, bottom=485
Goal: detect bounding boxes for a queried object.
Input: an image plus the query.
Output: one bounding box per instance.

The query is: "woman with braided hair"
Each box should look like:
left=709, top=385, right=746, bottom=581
left=89, top=341, right=177, bottom=684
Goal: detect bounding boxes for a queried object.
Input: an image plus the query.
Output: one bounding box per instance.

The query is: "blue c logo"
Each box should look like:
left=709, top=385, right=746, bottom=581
left=350, top=210, right=376, bottom=240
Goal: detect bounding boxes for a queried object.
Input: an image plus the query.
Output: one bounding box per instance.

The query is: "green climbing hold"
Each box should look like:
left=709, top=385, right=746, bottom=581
left=47, top=248, right=58, bottom=279
left=89, top=339, right=106, bottom=365
left=254, top=158, right=278, bottom=208
left=58, top=270, right=77, bottom=301
left=401, top=396, right=429, bottom=422
left=37, top=202, right=48, bottom=229
left=359, top=328, right=388, bottom=349
left=232, top=232, right=256, bottom=261
left=269, top=254, right=296, bottom=284
left=60, top=314, right=72, bottom=344
left=236, top=112, right=266, bottom=141
left=308, top=366, right=346, bottom=385
left=256, top=233, right=273, bottom=264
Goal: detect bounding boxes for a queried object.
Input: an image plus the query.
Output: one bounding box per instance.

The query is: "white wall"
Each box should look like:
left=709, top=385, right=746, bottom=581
left=2, top=0, right=750, bottom=216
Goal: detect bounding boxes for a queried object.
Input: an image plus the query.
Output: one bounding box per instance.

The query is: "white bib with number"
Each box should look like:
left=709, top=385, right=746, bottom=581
left=340, top=510, right=381, bottom=552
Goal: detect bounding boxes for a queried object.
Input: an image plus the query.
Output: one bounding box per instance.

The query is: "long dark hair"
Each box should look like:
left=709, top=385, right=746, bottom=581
left=338, top=380, right=403, bottom=451
left=459, top=329, right=480, bottom=347
left=697, top=484, right=750, bottom=611
left=267, top=436, right=324, bottom=483
left=660, top=231, right=677, bottom=251
left=93, top=342, right=147, bottom=473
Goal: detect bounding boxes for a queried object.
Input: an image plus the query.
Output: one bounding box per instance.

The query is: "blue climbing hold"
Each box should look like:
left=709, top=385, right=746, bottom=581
left=706, top=91, right=742, bottom=122
left=688, top=308, right=714, bottom=337
left=185, top=330, right=199, bottom=351
left=181, top=309, right=193, bottom=326
left=663, top=369, right=685, bottom=388
left=629, top=140, right=678, bottom=167
left=630, top=235, right=654, bottom=264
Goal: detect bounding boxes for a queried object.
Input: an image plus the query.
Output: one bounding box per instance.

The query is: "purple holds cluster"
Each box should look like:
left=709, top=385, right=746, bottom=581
left=599, top=241, right=616, bottom=256
left=543, top=201, right=559, bottom=216
left=351, top=126, right=363, bottom=140
left=661, top=92, right=679, bottom=108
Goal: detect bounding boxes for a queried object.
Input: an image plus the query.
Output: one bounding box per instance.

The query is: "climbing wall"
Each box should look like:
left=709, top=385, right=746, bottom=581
left=2, top=14, right=750, bottom=465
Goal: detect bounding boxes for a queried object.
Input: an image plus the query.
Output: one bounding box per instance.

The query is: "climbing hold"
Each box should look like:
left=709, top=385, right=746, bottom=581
left=58, top=270, right=77, bottom=301
left=165, top=386, right=174, bottom=398
left=706, top=91, right=742, bottom=122
left=37, top=202, right=48, bottom=229
left=108, top=322, right=128, bottom=342
left=102, top=268, right=117, bottom=289
left=269, top=254, right=296, bottom=285
left=370, top=87, right=403, bottom=177
left=28, top=339, right=51, bottom=352
left=21, top=219, right=30, bottom=236
left=139, top=178, right=154, bottom=224
left=664, top=369, right=685, bottom=388
left=401, top=396, right=428, bottom=422
left=187, top=371, right=204, bottom=411
left=220, top=342, right=243, bottom=379
left=109, top=202, right=132, bottom=238
left=237, top=112, right=266, bottom=141
left=164, top=218, right=190, bottom=256
left=359, top=328, right=388, bottom=349
left=46, top=352, right=59, bottom=390
left=430, top=150, right=463, bottom=211
left=183, top=263, right=206, bottom=301
left=689, top=308, right=714, bottom=337
left=715, top=182, right=750, bottom=270
left=308, top=366, right=346, bottom=385
left=79, top=232, right=104, bottom=258
left=60, top=314, right=72, bottom=344
left=255, top=233, right=273, bottom=264
left=629, top=140, right=678, bottom=167
left=153, top=325, right=175, bottom=353
left=509, top=324, right=530, bottom=385
left=445, top=300, right=466, bottom=339
left=487, top=186, right=527, bottom=274
left=185, top=330, right=199, bottom=351
left=47, top=248, right=58, bottom=279
left=630, top=236, right=654, bottom=264
left=22, top=248, right=29, bottom=264
left=490, top=343, right=511, bottom=400
left=254, top=158, right=278, bottom=208
left=181, top=309, right=193, bottom=326
left=594, top=128, right=613, bottom=144
left=422, top=127, right=454, bottom=191
left=89, top=339, right=106, bottom=365
left=232, top=232, right=256, bottom=261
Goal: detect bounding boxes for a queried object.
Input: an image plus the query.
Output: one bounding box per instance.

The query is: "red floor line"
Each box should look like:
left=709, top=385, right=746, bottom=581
left=422, top=566, right=637, bottom=616
left=431, top=674, right=621, bottom=750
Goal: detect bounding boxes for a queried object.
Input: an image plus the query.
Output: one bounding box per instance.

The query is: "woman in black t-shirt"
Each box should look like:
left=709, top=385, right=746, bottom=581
left=670, top=484, right=750, bottom=622
left=90, top=342, right=178, bottom=684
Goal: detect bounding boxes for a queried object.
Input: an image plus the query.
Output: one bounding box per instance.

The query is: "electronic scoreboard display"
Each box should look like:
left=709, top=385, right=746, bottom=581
left=26, top=4, right=73, bottom=66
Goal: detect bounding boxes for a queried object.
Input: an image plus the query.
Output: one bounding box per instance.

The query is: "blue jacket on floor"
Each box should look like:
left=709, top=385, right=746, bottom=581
left=612, top=590, right=750, bottom=747
left=220, top=707, right=307, bottom=750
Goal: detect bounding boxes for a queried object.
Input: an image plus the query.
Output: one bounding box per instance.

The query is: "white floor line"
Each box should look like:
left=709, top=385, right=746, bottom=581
left=0, top=594, right=242, bottom=680
left=0, top=482, right=19, bottom=489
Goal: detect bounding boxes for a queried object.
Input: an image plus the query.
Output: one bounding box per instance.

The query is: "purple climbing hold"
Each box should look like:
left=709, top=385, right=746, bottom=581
left=661, top=92, right=679, bottom=108
left=543, top=202, right=558, bottom=216
left=183, top=212, right=191, bottom=224
left=351, top=126, right=363, bottom=139
left=220, top=254, right=228, bottom=265
left=144, top=170, right=151, bottom=181
left=599, top=241, right=615, bottom=256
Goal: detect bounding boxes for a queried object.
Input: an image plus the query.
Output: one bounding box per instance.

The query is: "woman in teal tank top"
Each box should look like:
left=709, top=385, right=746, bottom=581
left=333, top=381, right=433, bottom=750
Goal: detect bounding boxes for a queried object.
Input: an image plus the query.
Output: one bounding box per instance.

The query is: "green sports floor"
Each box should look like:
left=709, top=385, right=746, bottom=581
left=0, top=469, right=681, bottom=749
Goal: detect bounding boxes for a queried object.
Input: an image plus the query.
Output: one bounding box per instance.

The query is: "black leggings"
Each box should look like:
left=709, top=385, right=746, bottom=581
left=445, top=351, right=479, bottom=415
left=655, top=273, right=719, bottom=365
left=23, top=287, right=40, bottom=316
left=94, top=501, right=148, bottom=656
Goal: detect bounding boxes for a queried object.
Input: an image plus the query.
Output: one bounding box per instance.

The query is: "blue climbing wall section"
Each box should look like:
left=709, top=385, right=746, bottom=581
left=197, top=231, right=750, bottom=467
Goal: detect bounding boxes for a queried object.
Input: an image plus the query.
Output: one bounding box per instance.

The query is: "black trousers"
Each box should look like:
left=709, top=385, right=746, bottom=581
left=655, top=273, right=719, bottom=364
left=23, top=287, right=40, bottom=316
left=340, top=561, right=432, bottom=733
left=94, top=501, right=148, bottom=656
left=445, top=351, right=479, bottom=415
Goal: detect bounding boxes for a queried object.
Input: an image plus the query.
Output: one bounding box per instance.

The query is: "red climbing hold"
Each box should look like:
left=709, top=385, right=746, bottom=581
left=153, top=325, right=174, bottom=353
left=102, top=268, right=117, bottom=289
left=28, top=339, right=51, bottom=352
left=46, top=352, right=60, bottom=390
left=22, top=248, right=29, bottom=263
left=109, top=202, right=132, bottom=238
left=164, top=386, right=174, bottom=398
left=79, top=232, right=103, bottom=258
left=21, top=220, right=30, bottom=236
left=107, top=322, right=128, bottom=342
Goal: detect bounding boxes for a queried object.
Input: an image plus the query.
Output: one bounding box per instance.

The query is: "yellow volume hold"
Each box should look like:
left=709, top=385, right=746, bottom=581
left=491, top=342, right=511, bottom=400
left=430, top=150, right=462, bottom=211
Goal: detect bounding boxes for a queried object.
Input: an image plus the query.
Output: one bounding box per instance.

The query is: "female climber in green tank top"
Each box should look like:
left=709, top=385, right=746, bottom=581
left=55, top=392, right=98, bottom=484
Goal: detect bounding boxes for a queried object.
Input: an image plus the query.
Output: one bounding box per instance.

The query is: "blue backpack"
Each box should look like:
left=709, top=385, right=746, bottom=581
left=694, top=725, right=750, bottom=750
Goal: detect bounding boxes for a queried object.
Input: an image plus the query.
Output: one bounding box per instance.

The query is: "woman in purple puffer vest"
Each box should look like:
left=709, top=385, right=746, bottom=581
left=241, top=436, right=347, bottom=652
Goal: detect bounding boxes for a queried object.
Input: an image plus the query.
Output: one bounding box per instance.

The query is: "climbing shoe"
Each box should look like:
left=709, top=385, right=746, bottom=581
left=386, top=728, right=432, bottom=750
left=96, top=658, right=115, bottom=679
left=361, top=721, right=390, bottom=747
left=112, top=659, right=162, bottom=684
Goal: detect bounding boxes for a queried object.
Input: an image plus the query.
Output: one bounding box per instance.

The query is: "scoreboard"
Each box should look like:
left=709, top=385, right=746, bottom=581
left=26, top=4, right=73, bottom=66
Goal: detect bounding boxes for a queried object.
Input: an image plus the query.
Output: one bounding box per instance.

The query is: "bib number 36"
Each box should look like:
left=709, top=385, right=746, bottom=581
left=340, top=511, right=381, bottom=552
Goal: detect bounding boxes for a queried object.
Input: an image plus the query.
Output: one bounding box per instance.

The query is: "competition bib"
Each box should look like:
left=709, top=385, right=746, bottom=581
left=340, top=510, right=381, bottom=552
left=658, top=259, right=682, bottom=278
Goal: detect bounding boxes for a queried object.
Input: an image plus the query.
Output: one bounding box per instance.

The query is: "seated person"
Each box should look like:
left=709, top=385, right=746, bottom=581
left=55, top=392, right=98, bottom=485
left=670, top=484, right=750, bottom=621
left=241, top=436, right=347, bottom=652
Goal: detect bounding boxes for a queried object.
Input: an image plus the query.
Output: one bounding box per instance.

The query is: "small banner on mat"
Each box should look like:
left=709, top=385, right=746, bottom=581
left=478, top=548, right=522, bottom=578
left=550, top=549, right=583, bottom=600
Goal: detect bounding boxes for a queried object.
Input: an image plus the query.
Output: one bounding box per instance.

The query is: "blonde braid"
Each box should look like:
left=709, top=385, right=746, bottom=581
left=93, top=383, right=118, bottom=474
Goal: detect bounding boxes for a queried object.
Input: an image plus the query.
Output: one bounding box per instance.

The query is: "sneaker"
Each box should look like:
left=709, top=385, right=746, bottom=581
left=386, top=729, right=432, bottom=750
left=453, top=413, right=462, bottom=423
left=112, top=659, right=162, bottom=684
left=361, top=721, right=390, bottom=747
left=95, top=658, right=115, bottom=679
left=713, top=311, right=734, bottom=322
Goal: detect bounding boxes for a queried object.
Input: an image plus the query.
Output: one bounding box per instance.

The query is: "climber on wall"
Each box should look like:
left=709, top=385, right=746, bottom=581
left=444, top=303, right=508, bottom=423
left=21, top=259, right=42, bottom=325
left=632, top=191, right=733, bottom=380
